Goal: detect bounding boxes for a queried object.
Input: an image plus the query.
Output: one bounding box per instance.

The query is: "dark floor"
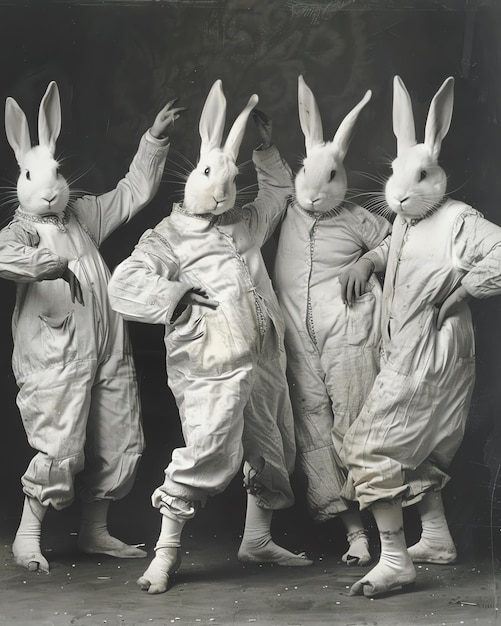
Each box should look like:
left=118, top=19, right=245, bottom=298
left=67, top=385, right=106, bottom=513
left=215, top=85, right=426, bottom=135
left=1, top=480, right=500, bottom=626
left=1, top=353, right=501, bottom=625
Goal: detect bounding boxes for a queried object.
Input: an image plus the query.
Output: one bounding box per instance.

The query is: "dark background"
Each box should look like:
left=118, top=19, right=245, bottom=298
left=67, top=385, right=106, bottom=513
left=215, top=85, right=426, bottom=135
left=0, top=0, right=500, bottom=563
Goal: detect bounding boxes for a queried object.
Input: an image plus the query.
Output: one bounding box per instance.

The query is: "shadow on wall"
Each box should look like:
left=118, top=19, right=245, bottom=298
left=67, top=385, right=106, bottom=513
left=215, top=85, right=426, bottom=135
left=0, top=0, right=500, bottom=556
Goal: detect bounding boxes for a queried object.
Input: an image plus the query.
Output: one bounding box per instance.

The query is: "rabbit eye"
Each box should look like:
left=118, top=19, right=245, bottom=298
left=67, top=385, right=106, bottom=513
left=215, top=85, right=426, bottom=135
left=204, top=167, right=211, bottom=176
left=25, top=170, right=31, bottom=181
left=329, top=170, right=336, bottom=182
left=419, top=170, right=427, bottom=182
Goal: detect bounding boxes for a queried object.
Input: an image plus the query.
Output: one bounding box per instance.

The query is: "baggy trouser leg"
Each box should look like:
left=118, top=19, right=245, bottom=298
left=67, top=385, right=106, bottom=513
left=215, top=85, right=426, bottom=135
left=80, top=353, right=144, bottom=502
left=283, top=344, right=348, bottom=520
left=237, top=344, right=312, bottom=566
left=16, top=361, right=94, bottom=510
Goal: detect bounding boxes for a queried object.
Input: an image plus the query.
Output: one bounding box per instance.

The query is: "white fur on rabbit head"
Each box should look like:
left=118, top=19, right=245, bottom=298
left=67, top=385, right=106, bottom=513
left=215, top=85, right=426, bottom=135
left=385, top=75, right=454, bottom=221
left=183, top=79, right=258, bottom=215
left=5, top=81, right=69, bottom=216
left=295, top=74, right=372, bottom=213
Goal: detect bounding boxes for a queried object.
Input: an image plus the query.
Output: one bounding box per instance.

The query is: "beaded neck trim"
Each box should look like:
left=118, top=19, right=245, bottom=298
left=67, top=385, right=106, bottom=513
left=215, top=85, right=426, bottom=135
left=297, top=201, right=345, bottom=221
left=16, top=207, right=69, bottom=232
left=406, top=197, right=448, bottom=226
left=172, top=203, right=221, bottom=226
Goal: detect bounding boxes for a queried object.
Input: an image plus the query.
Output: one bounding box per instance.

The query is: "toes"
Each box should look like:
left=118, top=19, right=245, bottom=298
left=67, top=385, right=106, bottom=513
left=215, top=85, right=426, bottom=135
left=137, top=574, right=169, bottom=594
left=349, top=580, right=365, bottom=596
left=16, top=553, right=50, bottom=573
left=137, top=575, right=151, bottom=591
left=147, top=581, right=169, bottom=595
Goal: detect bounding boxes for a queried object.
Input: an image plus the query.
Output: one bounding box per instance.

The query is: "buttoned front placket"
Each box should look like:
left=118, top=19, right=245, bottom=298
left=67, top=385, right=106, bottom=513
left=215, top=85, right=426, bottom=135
left=306, top=215, right=321, bottom=346
left=215, top=225, right=269, bottom=341
left=386, top=218, right=412, bottom=341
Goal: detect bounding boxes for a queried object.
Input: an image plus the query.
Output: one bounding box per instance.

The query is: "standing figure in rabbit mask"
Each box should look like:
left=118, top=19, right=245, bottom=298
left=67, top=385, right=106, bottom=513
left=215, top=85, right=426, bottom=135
left=108, top=79, right=312, bottom=595
left=339, top=76, right=501, bottom=597
left=1, top=81, right=183, bottom=572
left=274, top=76, right=391, bottom=567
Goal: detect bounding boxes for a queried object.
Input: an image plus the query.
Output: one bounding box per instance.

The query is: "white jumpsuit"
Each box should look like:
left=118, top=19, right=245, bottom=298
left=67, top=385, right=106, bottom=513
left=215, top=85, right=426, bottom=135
left=340, top=199, right=501, bottom=509
left=274, top=202, right=391, bottom=522
left=108, top=147, right=296, bottom=520
left=0, top=131, right=169, bottom=510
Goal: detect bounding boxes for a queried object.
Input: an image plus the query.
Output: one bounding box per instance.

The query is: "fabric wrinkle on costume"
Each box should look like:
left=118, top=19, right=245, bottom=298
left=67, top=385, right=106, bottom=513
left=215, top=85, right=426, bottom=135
left=341, top=199, right=501, bottom=509
left=0, top=131, right=170, bottom=510
left=108, top=146, right=296, bottom=519
left=273, top=201, right=391, bottom=522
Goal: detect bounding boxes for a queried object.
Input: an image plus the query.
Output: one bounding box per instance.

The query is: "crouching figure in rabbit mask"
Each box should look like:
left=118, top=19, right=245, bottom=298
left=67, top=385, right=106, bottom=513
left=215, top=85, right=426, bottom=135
left=1, top=80, right=183, bottom=572
left=108, top=79, right=313, bottom=595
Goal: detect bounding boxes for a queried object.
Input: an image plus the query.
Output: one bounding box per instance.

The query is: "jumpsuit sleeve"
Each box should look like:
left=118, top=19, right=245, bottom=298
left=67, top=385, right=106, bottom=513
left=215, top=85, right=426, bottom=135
left=240, top=145, right=294, bottom=247
left=0, top=220, right=67, bottom=282
left=356, top=208, right=392, bottom=251
left=108, top=225, right=192, bottom=326
left=453, top=209, right=501, bottom=298
left=361, top=233, right=391, bottom=272
left=71, top=130, right=170, bottom=246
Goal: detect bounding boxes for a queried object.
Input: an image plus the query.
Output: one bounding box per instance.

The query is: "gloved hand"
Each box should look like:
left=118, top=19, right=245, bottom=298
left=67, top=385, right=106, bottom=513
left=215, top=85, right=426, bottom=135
left=150, top=98, right=188, bottom=140
left=253, top=109, right=273, bottom=151
left=62, top=267, right=84, bottom=305
left=180, top=287, right=219, bottom=310
left=436, top=285, right=470, bottom=330
left=339, top=258, right=375, bottom=307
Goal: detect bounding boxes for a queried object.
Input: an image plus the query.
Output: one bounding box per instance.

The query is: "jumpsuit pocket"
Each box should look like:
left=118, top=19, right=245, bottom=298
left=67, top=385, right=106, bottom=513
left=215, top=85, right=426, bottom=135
left=346, top=291, right=378, bottom=348
left=39, top=311, right=78, bottom=367
left=174, top=311, right=206, bottom=341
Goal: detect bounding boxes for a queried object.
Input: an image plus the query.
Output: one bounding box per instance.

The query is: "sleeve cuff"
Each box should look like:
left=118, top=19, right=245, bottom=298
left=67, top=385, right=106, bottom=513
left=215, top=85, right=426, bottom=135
left=145, top=129, right=171, bottom=148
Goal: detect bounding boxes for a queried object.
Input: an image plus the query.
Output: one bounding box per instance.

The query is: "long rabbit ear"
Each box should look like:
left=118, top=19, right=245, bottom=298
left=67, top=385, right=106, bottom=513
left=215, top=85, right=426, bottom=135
left=199, top=79, right=227, bottom=159
left=424, top=76, right=454, bottom=161
left=392, top=76, right=417, bottom=155
left=298, top=75, right=323, bottom=153
left=332, top=89, right=372, bottom=161
left=223, top=93, right=258, bottom=162
left=38, top=81, right=61, bottom=154
left=5, top=97, right=31, bottom=163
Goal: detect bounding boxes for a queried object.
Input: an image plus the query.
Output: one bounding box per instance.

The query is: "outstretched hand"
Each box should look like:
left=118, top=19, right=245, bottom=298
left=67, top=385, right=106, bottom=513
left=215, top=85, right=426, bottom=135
left=436, top=285, right=470, bottom=330
left=150, top=98, right=188, bottom=140
left=339, top=258, right=374, bottom=307
left=253, top=109, right=273, bottom=150
left=62, top=267, right=84, bottom=306
left=180, top=287, right=219, bottom=310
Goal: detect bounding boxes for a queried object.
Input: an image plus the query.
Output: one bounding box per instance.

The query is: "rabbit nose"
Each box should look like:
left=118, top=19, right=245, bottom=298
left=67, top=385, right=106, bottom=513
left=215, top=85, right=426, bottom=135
left=44, top=195, right=57, bottom=204
left=397, top=195, right=409, bottom=207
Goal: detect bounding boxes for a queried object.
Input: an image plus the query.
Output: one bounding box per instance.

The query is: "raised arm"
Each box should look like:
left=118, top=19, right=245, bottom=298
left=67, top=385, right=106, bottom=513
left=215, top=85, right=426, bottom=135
left=240, top=110, right=294, bottom=247
left=73, top=99, right=186, bottom=246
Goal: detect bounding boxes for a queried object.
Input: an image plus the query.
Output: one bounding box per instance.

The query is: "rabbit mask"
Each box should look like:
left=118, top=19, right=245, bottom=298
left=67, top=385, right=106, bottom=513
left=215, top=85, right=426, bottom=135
left=183, top=79, right=258, bottom=215
left=295, top=74, right=372, bottom=214
left=385, top=75, right=454, bottom=221
left=5, top=81, right=69, bottom=217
